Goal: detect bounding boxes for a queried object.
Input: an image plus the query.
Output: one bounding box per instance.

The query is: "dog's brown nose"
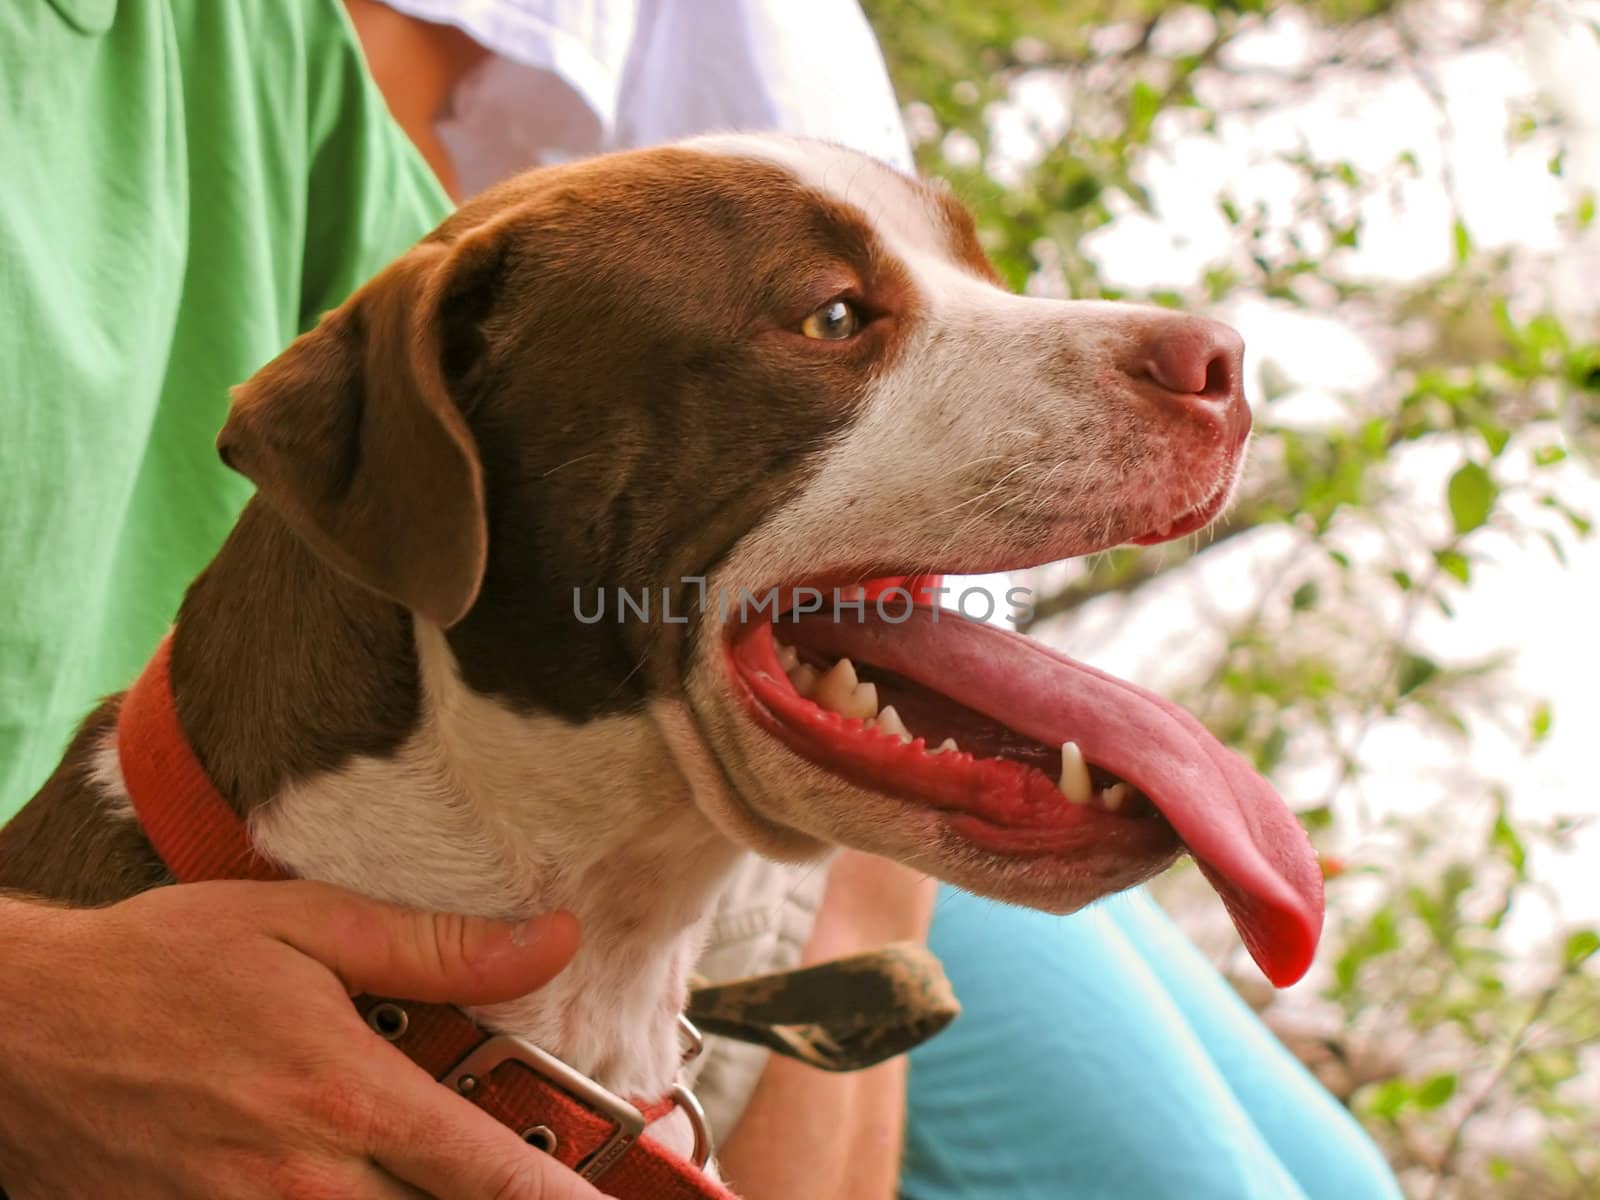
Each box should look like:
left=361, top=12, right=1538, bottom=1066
left=1143, top=316, right=1245, bottom=409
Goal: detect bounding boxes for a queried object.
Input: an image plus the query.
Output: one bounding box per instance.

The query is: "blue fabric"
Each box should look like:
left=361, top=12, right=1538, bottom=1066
left=901, top=887, right=1402, bottom=1200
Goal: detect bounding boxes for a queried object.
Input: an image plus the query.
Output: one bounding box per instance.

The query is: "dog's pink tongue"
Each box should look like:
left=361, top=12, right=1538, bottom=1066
left=813, top=606, right=1324, bottom=986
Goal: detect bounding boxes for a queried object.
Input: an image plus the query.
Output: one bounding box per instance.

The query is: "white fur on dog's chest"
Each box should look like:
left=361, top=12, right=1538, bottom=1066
left=91, top=716, right=724, bottom=1167
left=243, top=623, right=742, bottom=1103
left=65, top=619, right=736, bottom=1145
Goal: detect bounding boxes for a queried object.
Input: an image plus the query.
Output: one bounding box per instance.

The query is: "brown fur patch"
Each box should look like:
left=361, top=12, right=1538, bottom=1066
left=930, top=185, right=1002, bottom=285
left=169, top=506, right=423, bottom=812
left=434, top=149, right=917, bottom=715
left=0, top=703, right=169, bottom=903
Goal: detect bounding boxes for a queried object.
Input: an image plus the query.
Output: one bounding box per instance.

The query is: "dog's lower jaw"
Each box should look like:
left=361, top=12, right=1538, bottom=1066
left=649, top=693, right=830, bottom=865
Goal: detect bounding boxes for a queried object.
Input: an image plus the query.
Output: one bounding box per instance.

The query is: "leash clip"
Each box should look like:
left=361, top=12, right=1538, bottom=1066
left=678, top=1012, right=705, bottom=1064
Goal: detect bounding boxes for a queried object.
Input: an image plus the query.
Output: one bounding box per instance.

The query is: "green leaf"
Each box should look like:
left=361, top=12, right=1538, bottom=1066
left=1258, top=725, right=1288, bottom=771
left=1334, top=905, right=1401, bottom=991
left=1564, top=929, right=1600, bottom=966
left=1452, top=219, right=1472, bottom=264
left=1291, top=581, right=1319, bottom=611
left=1491, top=798, right=1527, bottom=877
left=1447, top=462, right=1497, bottom=534
left=1300, top=804, right=1333, bottom=831
left=1530, top=701, right=1553, bottom=743
left=1477, top=422, right=1511, bottom=457
left=1434, top=549, right=1470, bottom=584
left=1416, top=1073, right=1458, bottom=1110
left=1397, top=652, right=1438, bottom=697
left=1359, top=417, right=1389, bottom=457
left=1579, top=190, right=1596, bottom=231
left=1128, top=80, right=1160, bottom=140
left=1563, top=346, right=1598, bottom=391
left=1541, top=495, right=1595, bottom=536
left=1533, top=445, right=1568, bottom=466
left=1539, top=528, right=1569, bottom=565
left=1367, top=1078, right=1412, bottom=1120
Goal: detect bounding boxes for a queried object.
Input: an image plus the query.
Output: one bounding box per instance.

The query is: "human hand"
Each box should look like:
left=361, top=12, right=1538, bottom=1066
left=0, top=881, right=607, bottom=1199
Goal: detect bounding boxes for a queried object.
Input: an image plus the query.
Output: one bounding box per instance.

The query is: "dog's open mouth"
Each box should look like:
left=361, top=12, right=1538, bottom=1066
left=727, top=580, right=1324, bottom=987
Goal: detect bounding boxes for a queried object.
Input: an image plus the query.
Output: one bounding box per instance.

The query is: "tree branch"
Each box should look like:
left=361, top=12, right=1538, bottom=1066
left=1424, top=967, right=1576, bottom=1197
left=1015, top=499, right=1277, bottom=633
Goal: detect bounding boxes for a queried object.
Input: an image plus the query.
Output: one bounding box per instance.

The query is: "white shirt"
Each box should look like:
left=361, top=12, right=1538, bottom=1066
left=379, top=0, right=913, bottom=195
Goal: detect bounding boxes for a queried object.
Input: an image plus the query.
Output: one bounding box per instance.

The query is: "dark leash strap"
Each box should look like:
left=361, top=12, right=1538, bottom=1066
left=689, top=941, right=959, bottom=1072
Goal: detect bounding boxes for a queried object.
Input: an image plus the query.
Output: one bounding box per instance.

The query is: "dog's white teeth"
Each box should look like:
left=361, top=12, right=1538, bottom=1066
left=775, top=641, right=799, bottom=672
left=1100, top=782, right=1129, bottom=812
left=790, top=663, right=819, bottom=697
left=811, top=658, right=857, bottom=711
left=1058, top=742, right=1092, bottom=805
left=876, top=705, right=912, bottom=743
left=846, top=681, right=879, bottom=721
left=813, top=658, right=879, bottom=720
left=819, top=662, right=857, bottom=710
left=928, top=737, right=960, bottom=755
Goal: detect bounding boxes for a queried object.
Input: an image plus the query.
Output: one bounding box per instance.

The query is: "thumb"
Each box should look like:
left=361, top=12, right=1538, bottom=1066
left=262, top=880, right=581, bottom=1005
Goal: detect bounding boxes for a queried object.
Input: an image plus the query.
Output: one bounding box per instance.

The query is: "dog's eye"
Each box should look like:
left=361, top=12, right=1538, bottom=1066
left=799, top=299, right=863, bottom=341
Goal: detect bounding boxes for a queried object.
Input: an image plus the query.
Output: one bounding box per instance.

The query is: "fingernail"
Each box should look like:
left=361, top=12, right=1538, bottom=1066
left=507, top=914, right=556, bottom=948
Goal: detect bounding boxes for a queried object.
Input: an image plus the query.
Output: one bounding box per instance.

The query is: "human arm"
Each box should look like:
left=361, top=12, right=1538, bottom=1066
left=714, top=852, right=938, bottom=1200
left=342, top=0, right=488, bottom=201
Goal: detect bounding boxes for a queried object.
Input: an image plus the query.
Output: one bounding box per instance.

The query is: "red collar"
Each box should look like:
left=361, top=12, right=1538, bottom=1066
left=118, top=636, right=731, bottom=1197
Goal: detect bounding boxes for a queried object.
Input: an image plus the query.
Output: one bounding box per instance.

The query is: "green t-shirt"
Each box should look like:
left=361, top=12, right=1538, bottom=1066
left=0, top=0, right=450, bottom=818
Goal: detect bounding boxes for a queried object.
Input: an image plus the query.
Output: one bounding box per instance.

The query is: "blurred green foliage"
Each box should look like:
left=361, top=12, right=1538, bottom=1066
left=861, top=1, right=1600, bottom=1195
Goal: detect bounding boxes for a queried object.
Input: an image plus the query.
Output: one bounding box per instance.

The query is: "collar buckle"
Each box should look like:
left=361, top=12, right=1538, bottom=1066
left=442, top=1035, right=647, bottom=1181
left=439, top=1017, right=715, bottom=1179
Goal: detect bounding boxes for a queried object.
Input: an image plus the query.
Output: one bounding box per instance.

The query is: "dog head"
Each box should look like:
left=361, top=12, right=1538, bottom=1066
left=219, top=135, right=1321, bottom=986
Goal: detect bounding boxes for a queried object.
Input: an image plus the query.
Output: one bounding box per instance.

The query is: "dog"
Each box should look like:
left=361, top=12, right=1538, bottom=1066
left=0, top=134, right=1322, bottom=1180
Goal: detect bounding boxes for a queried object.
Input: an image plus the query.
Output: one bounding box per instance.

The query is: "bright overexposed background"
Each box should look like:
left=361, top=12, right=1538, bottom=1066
left=884, top=1, right=1600, bottom=1187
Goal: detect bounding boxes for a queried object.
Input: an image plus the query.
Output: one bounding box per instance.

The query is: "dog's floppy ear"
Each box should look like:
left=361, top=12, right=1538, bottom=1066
left=217, top=240, right=489, bottom=628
